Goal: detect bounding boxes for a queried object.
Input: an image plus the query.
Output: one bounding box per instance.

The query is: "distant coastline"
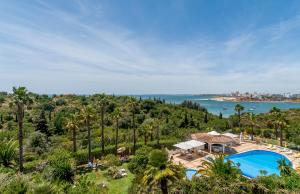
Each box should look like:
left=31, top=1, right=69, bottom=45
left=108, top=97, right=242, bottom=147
left=211, top=96, right=300, bottom=103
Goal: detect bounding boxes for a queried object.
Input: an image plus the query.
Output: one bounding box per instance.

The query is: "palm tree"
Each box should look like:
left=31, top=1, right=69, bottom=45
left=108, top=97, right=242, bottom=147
left=0, top=95, right=5, bottom=124
left=79, top=105, right=96, bottom=163
left=97, top=98, right=108, bottom=157
left=128, top=98, right=138, bottom=154
left=142, top=150, right=184, bottom=194
left=270, top=107, right=281, bottom=139
left=276, top=117, right=288, bottom=147
left=12, top=86, right=32, bottom=172
left=277, top=159, right=293, bottom=176
left=235, top=104, right=244, bottom=129
left=43, top=101, right=55, bottom=121
left=112, top=107, right=121, bottom=155
left=65, top=113, right=80, bottom=153
left=198, top=155, right=241, bottom=178
left=241, top=112, right=258, bottom=141
left=139, top=122, right=151, bottom=145
left=0, top=140, right=17, bottom=167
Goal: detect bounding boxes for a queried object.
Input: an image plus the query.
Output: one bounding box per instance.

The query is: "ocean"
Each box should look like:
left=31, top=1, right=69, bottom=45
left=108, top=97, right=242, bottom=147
left=135, top=94, right=300, bottom=117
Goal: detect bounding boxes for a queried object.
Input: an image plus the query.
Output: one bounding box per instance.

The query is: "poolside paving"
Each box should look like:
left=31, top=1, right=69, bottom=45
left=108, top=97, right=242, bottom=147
left=170, top=141, right=300, bottom=169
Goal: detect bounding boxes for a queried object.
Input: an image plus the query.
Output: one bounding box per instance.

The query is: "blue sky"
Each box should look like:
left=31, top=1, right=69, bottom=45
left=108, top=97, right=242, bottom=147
left=1, top=0, right=300, bottom=94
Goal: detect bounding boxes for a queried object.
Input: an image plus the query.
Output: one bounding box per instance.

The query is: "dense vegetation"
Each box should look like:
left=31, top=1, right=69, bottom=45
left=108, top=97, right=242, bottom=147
left=0, top=87, right=300, bottom=193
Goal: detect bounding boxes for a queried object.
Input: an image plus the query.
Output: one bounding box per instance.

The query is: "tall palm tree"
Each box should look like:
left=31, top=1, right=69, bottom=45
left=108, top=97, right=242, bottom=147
left=142, top=150, right=184, bottom=194
left=270, top=107, right=281, bottom=139
left=276, top=117, right=288, bottom=147
left=139, top=122, right=152, bottom=145
left=128, top=98, right=138, bottom=154
left=12, top=86, right=32, bottom=172
left=79, top=105, right=96, bottom=163
left=241, top=112, right=258, bottom=141
left=65, top=113, right=80, bottom=153
left=235, top=104, right=244, bottom=129
left=97, top=98, right=108, bottom=157
left=112, top=107, right=121, bottom=155
left=198, top=155, right=241, bottom=178
left=0, top=96, right=5, bottom=124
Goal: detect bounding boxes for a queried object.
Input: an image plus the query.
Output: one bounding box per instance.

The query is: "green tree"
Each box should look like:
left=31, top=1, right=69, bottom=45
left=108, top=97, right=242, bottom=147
left=270, top=107, right=281, bottom=139
left=0, top=95, right=5, bottom=124
left=28, top=131, right=47, bottom=155
left=12, top=86, right=32, bottom=172
left=112, top=107, right=121, bottom=155
left=142, top=150, right=184, bottom=194
left=198, top=155, right=241, bottom=178
left=235, top=104, right=244, bottom=129
left=66, top=113, right=80, bottom=153
left=277, top=159, right=293, bottom=176
left=79, top=105, right=96, bottom=163
left=128, top=98, right=139, bottom=154
left=43, top=102, right=55, bottom=121
left=35, top=110, right=50, bottom=142
left=139, top=118, right=155, bottom=145
left=97, top=98, right=108, bottom=157
left=241, top=112, right=258, bottom=141
left=276, top=117, right=288, bottom=147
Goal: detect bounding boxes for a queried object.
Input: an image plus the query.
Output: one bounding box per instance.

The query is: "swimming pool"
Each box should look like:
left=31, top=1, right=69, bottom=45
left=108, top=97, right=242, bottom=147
left=186, top=169, right=200, bottom=180
left=226, top=150, right=292, bottom=178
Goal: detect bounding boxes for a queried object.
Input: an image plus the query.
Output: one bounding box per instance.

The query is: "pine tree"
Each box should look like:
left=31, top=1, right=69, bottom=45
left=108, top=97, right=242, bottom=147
left=36, top=110, right=50, bottom=142
left=204, top=111, right=208, bottom=123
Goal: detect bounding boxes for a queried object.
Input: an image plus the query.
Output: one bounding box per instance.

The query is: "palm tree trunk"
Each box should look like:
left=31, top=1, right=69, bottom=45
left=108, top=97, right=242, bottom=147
left=275, top=127, right=279, bottom=139
left=133, top=112, right=136, bottom=155
left=280, top=127, right=283, bottom=147
left=87, top=120, right=92, bottom=163
left=17, top=104, right=24, bottom=172
left=73, top=128, right=77, bottom=153
left=251, top=125, right=254, bottom=141
left=160, top=178, right=168, bottom=194
left=238, top=111, right=241, bottom=129
left=115, top=118, right=119, bottom=156
left=101, top=106, right=105, bottom=156
left=157, top=127, right=160, bottom=146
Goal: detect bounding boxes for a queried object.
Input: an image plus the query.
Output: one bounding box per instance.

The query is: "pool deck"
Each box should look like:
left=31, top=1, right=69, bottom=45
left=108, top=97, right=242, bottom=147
left=170, top=141, right=300, bottom=170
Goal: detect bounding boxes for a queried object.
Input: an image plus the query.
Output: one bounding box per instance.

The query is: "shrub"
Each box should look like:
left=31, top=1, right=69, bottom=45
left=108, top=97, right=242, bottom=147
left=128, top=146, right=152, bottom=174
left=31, top=182, right=58, bottom=194
left=0, top=140, right=17, bottom=167
left=106, top=166, right=122, bottom=179
left=28, top=131, right=47, bottom=155
left=102, top=154, right=120, bottom=168
left=47, top=149, right=74, bottom=182
left=67, top=175, right=107, bottom=194
left=1, top=174, right=29, bottom=194
left=148, top=149, right=168, bottom=168
left=74, top=139, right=178, bottom=165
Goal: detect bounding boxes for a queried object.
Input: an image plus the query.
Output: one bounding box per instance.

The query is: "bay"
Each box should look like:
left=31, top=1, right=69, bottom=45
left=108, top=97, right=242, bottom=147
left=135, top=94, right=300, bottom=117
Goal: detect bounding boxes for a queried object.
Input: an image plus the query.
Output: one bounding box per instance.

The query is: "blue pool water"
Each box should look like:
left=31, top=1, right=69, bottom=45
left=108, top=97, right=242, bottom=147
left=226, top=150, right=292, bottom=178
left=186, top=169, right=199, bottom=180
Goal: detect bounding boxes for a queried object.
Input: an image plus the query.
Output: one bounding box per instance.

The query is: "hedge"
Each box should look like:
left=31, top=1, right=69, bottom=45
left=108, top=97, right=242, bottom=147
left=74, top=138, right=179, bottom=165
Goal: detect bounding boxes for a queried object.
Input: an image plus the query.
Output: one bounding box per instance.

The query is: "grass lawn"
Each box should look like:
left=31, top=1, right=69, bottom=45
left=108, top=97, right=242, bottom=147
left=84, top=163, right=134, bottom=194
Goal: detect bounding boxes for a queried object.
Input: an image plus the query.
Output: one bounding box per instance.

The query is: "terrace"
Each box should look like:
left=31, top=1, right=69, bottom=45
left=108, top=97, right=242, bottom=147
left=169, top=131, right=300, bottom=171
